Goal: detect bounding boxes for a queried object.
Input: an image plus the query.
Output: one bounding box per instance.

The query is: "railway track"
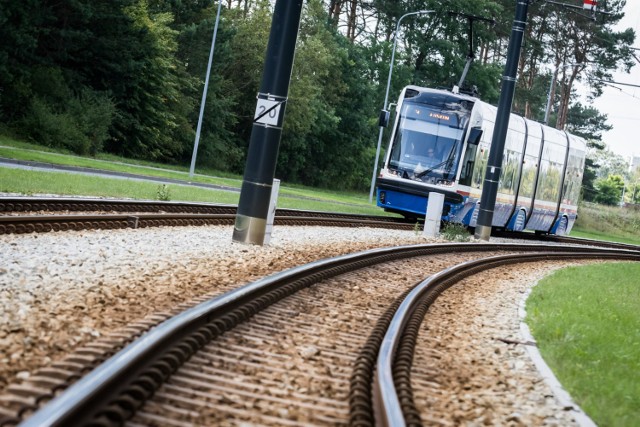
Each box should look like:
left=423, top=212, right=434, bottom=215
left=2, top=197, right=637, bottom=255
left=2, top=242, right=638, bottom=426
left=0, top=197, right=413, bottom=234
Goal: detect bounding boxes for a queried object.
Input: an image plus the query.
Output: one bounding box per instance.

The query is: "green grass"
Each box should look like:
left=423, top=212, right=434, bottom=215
left=526, top=263, right=640, bottom=427
left=0, top=167, right=386, bottom=215
left=0, top=137, right=244, bottom=187
left=0, top=136, right=387, bottom=214
left=570, top=228, right=640, bottom=246
left=0, top=167, right=240, bottom=204
left=575, top=202, right=640, bottom=245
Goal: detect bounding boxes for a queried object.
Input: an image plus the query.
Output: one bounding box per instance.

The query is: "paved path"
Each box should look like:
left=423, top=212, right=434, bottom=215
left=0, top=157, right=240, bottom=193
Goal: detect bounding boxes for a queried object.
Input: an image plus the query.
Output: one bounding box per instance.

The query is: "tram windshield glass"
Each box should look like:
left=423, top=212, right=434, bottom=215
left=388, top=98, right=471, bottom=183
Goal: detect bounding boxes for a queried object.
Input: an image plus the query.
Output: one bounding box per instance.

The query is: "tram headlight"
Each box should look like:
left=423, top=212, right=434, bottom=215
left=379, top=191, right=386, bottom=204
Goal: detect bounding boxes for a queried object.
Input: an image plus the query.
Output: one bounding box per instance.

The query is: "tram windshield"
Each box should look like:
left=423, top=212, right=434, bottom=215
left=388, top=99, right=470, bottom=183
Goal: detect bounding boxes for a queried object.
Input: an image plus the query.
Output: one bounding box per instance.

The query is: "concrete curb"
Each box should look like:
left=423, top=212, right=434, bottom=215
left=519, top=288, right=597, bottom=427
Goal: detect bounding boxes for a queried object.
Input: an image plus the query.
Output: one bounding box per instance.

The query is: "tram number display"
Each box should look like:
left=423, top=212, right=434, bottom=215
left=254, top=98, right=282, bottom=126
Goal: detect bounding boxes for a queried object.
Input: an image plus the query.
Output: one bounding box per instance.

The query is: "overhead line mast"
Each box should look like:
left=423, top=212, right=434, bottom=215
left=474, top=0, right=615, bottom=241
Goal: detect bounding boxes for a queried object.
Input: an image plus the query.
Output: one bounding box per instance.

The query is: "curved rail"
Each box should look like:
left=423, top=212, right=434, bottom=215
left=493, top=229, right=640, bottom=252
left=373, top=251, right=640, bottom=427
left=0, top=213, right=412, bottom=235
left=3, top=198, right=638, bottom=255
left=0, top=197, right=407, bottom=223
left=16, top=242, right=629, bottom=427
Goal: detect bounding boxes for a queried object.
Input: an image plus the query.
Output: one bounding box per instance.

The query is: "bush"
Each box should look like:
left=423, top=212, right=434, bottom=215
left=15, top=65, right=115, bottom=156
left=69, top=90, right=115, bottom=156
left=440, top=222, right=471, bottom=242
left=156, top=184, right=171, bottom=201
left=594, top=177, right=623, bottom=206
left=22, top=97, right=90, bottom=153
left=20, top=91, right=114, bottom=156
left=576, top=202, right=640, bottom=236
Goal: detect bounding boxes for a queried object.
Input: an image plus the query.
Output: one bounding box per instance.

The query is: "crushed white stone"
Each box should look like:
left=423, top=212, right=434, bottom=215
left=0, top=224, right=593, bottom=424
left=0, top=225, right=433, bottom=387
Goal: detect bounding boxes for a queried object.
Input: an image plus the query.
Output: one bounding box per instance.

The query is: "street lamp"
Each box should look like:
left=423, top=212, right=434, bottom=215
left=368, top=10, right=435, bottom=203
left=543, top=62, right=582, bottom=125
left=189, top=0, right=223, bottom=178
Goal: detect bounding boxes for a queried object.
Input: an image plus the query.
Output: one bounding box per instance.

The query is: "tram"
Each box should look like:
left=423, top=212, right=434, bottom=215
left=375, top=85, right=586, bottom=235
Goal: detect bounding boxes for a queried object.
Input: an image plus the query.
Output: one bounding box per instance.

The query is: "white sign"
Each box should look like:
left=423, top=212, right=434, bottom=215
left=254, top=98, right=281, bottom=126
left=583, top=0, right=597, bottom=10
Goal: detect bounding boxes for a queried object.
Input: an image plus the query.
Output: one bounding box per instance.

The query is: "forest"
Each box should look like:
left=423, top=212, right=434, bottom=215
left=0, top=0, right=636, bottom=198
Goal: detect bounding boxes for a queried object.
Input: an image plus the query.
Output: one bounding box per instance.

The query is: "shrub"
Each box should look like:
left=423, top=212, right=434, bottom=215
left=17, top=66, right=115, bottom=156
left=440, top=222, right=471, bottom=242
left=22, top=97, right=90, bottom=153
left=156, top=184, right=171, bottom=201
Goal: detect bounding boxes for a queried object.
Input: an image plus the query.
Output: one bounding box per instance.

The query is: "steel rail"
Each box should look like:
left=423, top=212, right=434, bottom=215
left=4, top=198, right=637, bottom=253
left=0, top=197, right=408, bottom=223
left=493, top=229, right=640, bottom=252
left=0, top=213, right=415, bottom=235
left=18, top=242, right=624, bottom=426
left=374, top=250, right=640, bottom=427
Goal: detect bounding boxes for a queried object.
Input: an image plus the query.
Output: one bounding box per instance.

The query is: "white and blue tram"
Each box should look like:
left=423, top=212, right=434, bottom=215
left=375, top=85, right=586, bottom=235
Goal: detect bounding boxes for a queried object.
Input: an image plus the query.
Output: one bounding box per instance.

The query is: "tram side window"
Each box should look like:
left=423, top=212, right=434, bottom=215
left=472, top=146, right=489, bottom=188
left=458, top=143, right=478, bottom=186
left=519, top=154, right=538, bottom=199
left=562, top=151, right=584, bottom=205
left=499, top=149, right=520, bottom=195
left=466, top=122, right=493, bottom=188
left=537, top=143, right=564, bottom=201
left=538, top=158, right=556, bottom=200
left=499, top=130, right=525, bottom=195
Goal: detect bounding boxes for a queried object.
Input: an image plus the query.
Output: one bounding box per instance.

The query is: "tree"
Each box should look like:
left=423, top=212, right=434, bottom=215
left=581, top=157, right=600, bottom=202
left=549, top=1, right=634, bottom=130
left=279, top=0, right=376, bottom=189
left=0, top=0, right=117, bottom=154
left=594, top=174, right=624, bottom=205
left=590, top=147, right=630, bottom=180
left=99, top=0, right=194, bottom=160
left=565, top=102, right=612, bottom=141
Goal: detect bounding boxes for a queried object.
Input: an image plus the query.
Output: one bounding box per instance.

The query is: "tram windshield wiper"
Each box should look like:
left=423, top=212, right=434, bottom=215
left=415, top=159, right=449, bottom=179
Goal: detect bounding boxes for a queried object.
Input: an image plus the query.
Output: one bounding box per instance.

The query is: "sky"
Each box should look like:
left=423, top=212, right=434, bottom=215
left=589, top=1, right=640, bottom=160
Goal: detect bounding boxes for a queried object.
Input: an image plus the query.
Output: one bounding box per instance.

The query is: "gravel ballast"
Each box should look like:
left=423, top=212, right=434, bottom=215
left=0, top=224, right=592, bottom=424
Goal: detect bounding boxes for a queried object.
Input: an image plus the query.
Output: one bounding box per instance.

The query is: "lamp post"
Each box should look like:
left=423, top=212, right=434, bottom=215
left=368, top=10, right=434, bottom=203
left=543, top=62, right=582, bottom=125
left=189, top=0, right=223, bottom=178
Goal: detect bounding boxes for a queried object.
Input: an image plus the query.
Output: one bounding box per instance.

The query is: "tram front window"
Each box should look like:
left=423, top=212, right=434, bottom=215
left=389, top=102, right=467, bottom=183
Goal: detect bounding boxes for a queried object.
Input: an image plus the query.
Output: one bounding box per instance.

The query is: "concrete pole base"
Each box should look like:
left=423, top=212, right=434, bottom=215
left=232, top=214, right=267, bottom=245
left=474, top=224, right=492, bottom=241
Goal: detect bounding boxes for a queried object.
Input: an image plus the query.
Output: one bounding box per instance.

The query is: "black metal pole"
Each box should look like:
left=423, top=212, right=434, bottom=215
left=232, top=0, right=303, bottom=245
left=474, top=0, right=530, bottom=241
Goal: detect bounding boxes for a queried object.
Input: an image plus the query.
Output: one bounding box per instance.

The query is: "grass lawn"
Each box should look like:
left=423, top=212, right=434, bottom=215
left=571, top=228, right=640, bottom=246
left=526, top=263, right=640, bottom=427
left=0, top=167, right=387, bottom=216
left=0, top=137, right=382, bottom=214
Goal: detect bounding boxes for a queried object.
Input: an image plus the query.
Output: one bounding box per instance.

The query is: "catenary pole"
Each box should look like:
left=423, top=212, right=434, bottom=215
left=189, top=0, right=223, bottom=178
left=232, top=0, right=303, bottom=245
left=474, top=0, right=531, bottom=241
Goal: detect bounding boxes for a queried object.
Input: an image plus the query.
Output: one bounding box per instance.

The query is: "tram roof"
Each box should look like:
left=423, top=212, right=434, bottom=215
left=402, top=85, right=586, bottom=151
